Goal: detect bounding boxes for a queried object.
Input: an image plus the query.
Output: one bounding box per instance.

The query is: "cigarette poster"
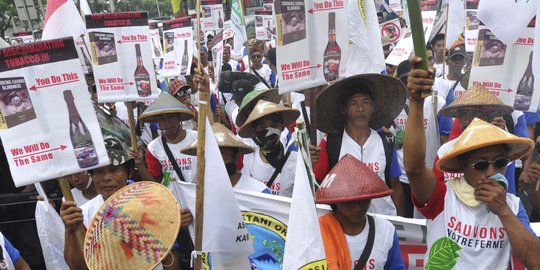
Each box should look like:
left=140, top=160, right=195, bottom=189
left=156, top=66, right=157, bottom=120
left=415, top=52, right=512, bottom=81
left=380, top=18, right=402, bottom=44
left=162, top=17, right=194, bottom=78
left=150, top=22, right=163, bottom=59
left=464, top=0, right=479, bottom=52
left=201, top=0, right=225, bottom=32
left=275, top=0, right=349, bottom=94
left=255, top=10, right=275, bottom=41
left=85, top=12, right=160, bottom=102
left=468, top=26, right=536, bottom=111
left=0, top=37, right=108, bottom=187
left=385, top=11, right=436, bottom=66
left=10, top=32, right=34, bottom=45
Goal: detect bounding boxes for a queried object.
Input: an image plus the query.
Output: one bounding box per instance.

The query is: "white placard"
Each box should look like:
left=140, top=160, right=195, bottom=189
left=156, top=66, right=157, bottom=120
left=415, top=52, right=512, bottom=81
left=150, top=22, right=163, bottom=59
left=10, top=32, right=34, bottom=45
left=255, top=10, right=275, bottom=41
left=201, top=0, right=225, bottom=32
left=162, top=17, right=194, bottom=78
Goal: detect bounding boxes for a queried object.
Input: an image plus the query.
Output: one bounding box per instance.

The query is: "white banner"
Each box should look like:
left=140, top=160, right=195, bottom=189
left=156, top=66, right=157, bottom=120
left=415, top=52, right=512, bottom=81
left=275, top=0, right=349, bottom=94
left=255, top=10, right=275, bottom=41
left=201, top=0, right=225, bottom=32
left=0, top=37, right=108, bottom=187
left=386, top=11, right=437, bottom=66
left=85, top=12, right=160, bottom=103
left=464, top=0, right=479, bottom=52
left=162, top=17, right=194, bottom=78
left=150, top=22, right=163, bottom=59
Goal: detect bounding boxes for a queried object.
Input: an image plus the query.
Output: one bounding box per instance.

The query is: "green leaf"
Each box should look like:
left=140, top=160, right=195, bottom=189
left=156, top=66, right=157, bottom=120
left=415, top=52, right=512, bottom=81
left=425, top=237, right=462, bottom=270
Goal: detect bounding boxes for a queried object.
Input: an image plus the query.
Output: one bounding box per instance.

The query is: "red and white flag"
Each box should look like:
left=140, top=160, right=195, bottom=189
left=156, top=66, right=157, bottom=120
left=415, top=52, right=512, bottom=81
left=42, top=0, right=85, bottom=40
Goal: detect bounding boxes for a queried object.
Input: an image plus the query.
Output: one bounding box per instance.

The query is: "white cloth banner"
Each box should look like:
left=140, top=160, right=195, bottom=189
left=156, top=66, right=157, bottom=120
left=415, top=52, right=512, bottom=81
left=162, top=17, right=194, bottom=78
left=0, top=37, right=108, bottom=186
left=477, top=0, right=536, bottom=45
left=230, top=0, right=247, bottom=56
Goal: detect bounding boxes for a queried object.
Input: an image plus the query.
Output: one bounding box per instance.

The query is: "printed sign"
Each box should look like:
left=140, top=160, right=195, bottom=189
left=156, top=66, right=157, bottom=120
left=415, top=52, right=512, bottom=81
left=10, top=31, right=34, bottom=45
left=201, top=0, right=225, bottom=31
left=275, top=0, right=349, bottom=93
left=380, top=18, right=402, bottom=44
left=0, top=37, right=108, bottom=187
left=464, top=0, right=480, bottom=52
left=389, top=0, right=402, bottom=12
left=85, top=12, right=160, bottom=103
left=255, top=10, right=275, bottom=41
left=150, top=22, right=163, bottom=59
left=75, top=37, right=94, bottom=75
left=162, top=17, right=194, bottom=78
left=210, top=31, right=224, bottom=84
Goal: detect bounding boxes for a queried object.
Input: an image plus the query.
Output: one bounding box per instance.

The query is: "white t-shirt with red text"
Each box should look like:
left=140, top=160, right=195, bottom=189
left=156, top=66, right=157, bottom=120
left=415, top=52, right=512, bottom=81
left=339, top=130, right=397, bottom=216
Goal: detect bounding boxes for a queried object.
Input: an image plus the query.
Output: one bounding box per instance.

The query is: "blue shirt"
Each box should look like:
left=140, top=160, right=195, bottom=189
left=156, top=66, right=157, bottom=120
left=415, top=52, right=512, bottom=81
left=385, top=231, right=406, bottom=270
left=3, top=236, right=20, bottom=265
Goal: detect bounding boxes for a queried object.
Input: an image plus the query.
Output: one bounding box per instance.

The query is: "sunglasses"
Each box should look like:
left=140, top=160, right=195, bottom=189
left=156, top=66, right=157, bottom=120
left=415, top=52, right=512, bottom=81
left=174, top=88, right=192, bottom=97
left=470, top=157, right=509, bottom=171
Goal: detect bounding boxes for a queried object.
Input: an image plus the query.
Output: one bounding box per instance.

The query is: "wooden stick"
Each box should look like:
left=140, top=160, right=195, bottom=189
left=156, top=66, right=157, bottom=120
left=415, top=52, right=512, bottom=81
left=58, top=177, right=86, bottom=251
left=125, top=101, right=138, bottom=152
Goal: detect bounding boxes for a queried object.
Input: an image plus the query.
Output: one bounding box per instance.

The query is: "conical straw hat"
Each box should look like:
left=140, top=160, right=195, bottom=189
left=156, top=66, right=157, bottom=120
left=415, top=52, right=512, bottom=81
left=181, top=123, right=254, bottom=155
left=316, top=154, right=393, bottom=204
left=84, top=181, right=180, bottom=270
left=440, top=84, right=513, bottom=118
left=235, top=88, right=281, bottom=127
left=437, top=118, right=533, bottom=173
left=139, top=92, right=194, bottom=122
left=237, top=100, right=300, bottom=138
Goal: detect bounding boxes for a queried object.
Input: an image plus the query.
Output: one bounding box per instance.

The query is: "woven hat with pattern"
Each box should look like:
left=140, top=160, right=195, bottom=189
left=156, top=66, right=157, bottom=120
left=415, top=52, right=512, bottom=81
left=168, top=79, right=194, bottom=97
left=437, top=118, right=534, bottom=173
left=235, top=88, right=281, bottom=127
left=440, top=84, right=513, bottom=118
left=84, top=181, right=180, bottom=270
left=316, top=154, right=393, bottom=204
left=316, top=73, right=407, bottom=133
left=181, top=123, right=254, bottom=155
left=139, top=92, right=194, bottom=123
left=237, top=100, right=300, bottom=138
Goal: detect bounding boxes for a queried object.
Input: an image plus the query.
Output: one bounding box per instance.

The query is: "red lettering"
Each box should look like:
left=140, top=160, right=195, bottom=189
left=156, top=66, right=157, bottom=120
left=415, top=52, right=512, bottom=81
left=499, top=227, right=505, bottom=239
left=480, top=227, right=487, bottom=238
left=454, top=221, right=462, bottom=233
left=448, top=216, right=456, bottom=228
left=463, top=224, right=471, bottom=236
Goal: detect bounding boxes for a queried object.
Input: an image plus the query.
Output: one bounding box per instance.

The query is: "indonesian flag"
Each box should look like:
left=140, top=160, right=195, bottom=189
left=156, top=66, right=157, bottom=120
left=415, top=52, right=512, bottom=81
left=42, top=0, right=85, bottom=40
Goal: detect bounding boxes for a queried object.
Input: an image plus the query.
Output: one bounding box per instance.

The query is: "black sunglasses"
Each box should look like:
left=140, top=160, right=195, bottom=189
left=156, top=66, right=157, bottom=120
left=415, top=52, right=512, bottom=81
left=174, top=88, right=192, bottom=97
left=470, top=157, right=509, bottom=171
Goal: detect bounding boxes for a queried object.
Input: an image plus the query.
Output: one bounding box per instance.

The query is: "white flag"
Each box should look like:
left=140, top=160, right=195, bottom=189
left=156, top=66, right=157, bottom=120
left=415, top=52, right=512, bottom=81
left=446, top=0, right=465, bottom=49
left=477, top=0, right=537, bottom=45
left=80, top=0, right=92, bottom=16
left=282, top=145, right=327, bottom=269
left=42, top=0, right=86, bottom=40
left=230, top=0, right=247, bottom=56
left=346, top=0, right=386, bottom=75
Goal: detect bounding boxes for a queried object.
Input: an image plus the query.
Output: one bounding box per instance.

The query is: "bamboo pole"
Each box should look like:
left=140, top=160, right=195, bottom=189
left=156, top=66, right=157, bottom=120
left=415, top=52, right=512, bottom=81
left=407, top=0, right=430, bottom=98
left=125, top=102, right=138, bottom=152
left=58, top=177, right=85, bottom=251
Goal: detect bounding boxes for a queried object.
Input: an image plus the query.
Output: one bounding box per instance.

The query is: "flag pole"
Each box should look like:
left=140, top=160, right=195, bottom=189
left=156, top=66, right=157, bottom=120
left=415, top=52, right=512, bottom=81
left=58, top=177, right=86, bottom=251
left=125, top=102, right=139, bottom=153
left=194, top=0, right=208, bottom=268
left=406, top=0, right=430, bottom=98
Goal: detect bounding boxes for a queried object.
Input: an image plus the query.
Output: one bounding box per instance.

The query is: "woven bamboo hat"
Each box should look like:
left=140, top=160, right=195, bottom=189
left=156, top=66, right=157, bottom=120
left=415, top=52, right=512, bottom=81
left=437, top=118, right=533, bottom=173
left=84, top=181, right=180, bottom=270
left=440, top=84, right=513, bottom=118
left=181, top=123, right=254, bottom=155
left=316, top=154, right=393, bottom=204
left=316, top=74, right=407, bottom=133
left=139, top=92, right=194, bottom=122
left=237, top=100, right=300, bottom=138
left=235, top=88, right=281, bottom=127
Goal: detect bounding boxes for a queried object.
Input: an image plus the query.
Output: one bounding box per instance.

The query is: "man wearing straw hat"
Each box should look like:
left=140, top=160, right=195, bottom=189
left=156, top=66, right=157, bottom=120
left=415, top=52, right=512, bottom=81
left=404, top=58, right=539, bottom=269
left=313, top=74, right=407, bottom=216
left=181, top=122, right=270, bottom=193
left=317, top=154, right=405, bottom=269
left=237, top=100, right=300, bottom=196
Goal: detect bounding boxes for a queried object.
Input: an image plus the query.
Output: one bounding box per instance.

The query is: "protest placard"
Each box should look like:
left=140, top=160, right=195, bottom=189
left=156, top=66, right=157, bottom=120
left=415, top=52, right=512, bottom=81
left=380, top=18, right=402, bottom=44
left=201, top=0, right=225, bottom=32
left=85, top=12, right=160, bottom=103
left=162, top=17, right=194, bottom=78
left=275, top=0, right=348, bottom=93
left=389, top=0, right=402, bottom=12
left=10, top=31, right=34, bottom=45
left=0, top=37, right=108, bottom=187
left=464, top=0, right=479, bottom=52
left=210, top=31, right=223, bottom=84
left=150, top=22, right=163, bottom=59
left=468, top=26, right=536, bottom=111
left=255, top=10, right=275, bottom=41
left=74, top=37, right=93, bottom=75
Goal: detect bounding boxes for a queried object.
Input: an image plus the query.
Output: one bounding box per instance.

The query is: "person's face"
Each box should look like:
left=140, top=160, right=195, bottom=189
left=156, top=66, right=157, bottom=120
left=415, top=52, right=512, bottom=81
left=91, top=164, right=130, bottom=199
left=253, top=114, right=284, bottom=145
left=220, top=147, right=238, bottom=164
left=461, top=145, right=508, bottom=188
left=386, top=64, right=396, bottom=75
left=201, top=52, right=208, bottom=66
left=427, top=50, right=435, bottom=67
left=344, top=93, right=373, bottom=126
left=448, top=54, right=465, bottom=75
left=223, top=50, right=231, bottom=62
left=156, top=114, right=183, bottom=133
left=383, top=45, right=391, bottom=59
left=434, top=40, right=445, bottom=55
left=68, top=172, right=91, bottom=191
left=335, top=200, right=371, bottom=225
left=250, top=52, right=263, bottom=66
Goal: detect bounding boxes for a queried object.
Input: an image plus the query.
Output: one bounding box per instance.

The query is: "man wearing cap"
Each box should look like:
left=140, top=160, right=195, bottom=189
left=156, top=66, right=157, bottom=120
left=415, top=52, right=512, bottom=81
left=244, top=39, right=272, bottom=88
left=441, top=41, right=467, bottom=103
left=313, top=74, right=406, bottom=216
left=181, top=123, right=271, bottom=193
left=237, top=100, right=300, bottom=196
left=404, top=58, right=538, bottom=269
left=317, top=154, right=405, bottom=269
left=169, top=78, right=199, bottom=131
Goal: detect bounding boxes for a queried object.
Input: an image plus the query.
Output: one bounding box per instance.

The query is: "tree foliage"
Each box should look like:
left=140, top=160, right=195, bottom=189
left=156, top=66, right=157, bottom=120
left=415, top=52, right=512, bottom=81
left=0, top=0, right=18, bottom=38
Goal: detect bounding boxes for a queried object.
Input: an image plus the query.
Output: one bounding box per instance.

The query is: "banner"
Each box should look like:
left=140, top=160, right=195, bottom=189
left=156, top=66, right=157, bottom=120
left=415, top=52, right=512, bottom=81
left=385, top=11, right=437, bottom=66
left=10, top=31, right=34, bottom=45
left=446, top=0, right=465, bottom=50
left=255, top=10, right=275, bottom=41
left=0, top=38, right=108, bottom=187
left=85, top=12, right=160, bottom=103
left=380, top=18, right=402, bottom=44
left=468, top=26, right=536, bottom=111
left=464, top=0, right=479, bottom=52
left=230, top=0, right=247, bottom=56
left=201, top=0, right=225, bottom=32
left=275, top=0, right=349, bottom=94
left=210, top=31, right=224, bottom=84
left=149, top=22, right=163, bottom=59
left=162, top=17, right=194, bottom=78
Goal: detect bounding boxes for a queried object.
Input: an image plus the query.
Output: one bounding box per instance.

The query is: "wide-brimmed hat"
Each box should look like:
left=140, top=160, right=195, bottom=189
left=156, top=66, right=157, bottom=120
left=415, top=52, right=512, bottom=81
left=238, top=100, right=300, bottom=138
left=316, top=154, right=393, bottom=204
left=84, top=181, right=180, bottom=270
left=236, top=89, right=281, bottom=127
left=437, top=118, right=534, bottom=173
left=440, top=84, right=513, bottom=118
left=316, top=74, right=407, bottom=132
left=139, top=92, right=194, bottom=123
left=181, top=123, right=254, bottom=155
